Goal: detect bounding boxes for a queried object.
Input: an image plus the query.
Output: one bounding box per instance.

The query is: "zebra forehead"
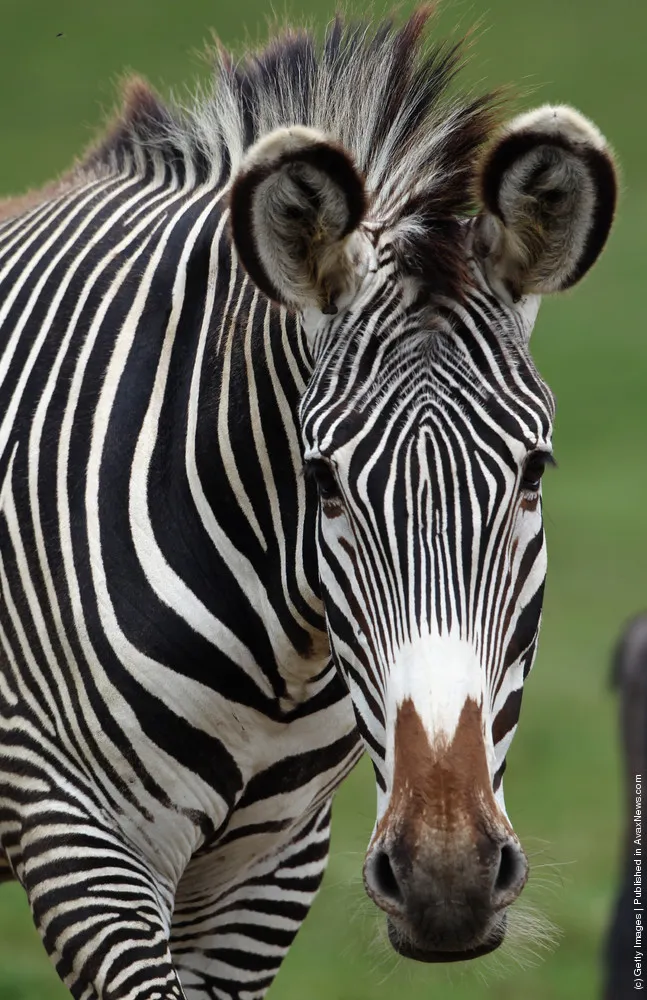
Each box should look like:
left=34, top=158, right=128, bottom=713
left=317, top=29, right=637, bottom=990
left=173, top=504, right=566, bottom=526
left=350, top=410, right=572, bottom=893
left=301, top=328, right=553, bottom=456
left=300, top=280, right=552, bottom=411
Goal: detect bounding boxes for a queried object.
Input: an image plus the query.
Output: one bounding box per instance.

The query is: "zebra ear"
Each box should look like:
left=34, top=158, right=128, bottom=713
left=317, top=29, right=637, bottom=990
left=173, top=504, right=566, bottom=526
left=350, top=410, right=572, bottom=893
left=230, top=126, right=367, bottom=313
left=474, top=105, right=617, bottom=298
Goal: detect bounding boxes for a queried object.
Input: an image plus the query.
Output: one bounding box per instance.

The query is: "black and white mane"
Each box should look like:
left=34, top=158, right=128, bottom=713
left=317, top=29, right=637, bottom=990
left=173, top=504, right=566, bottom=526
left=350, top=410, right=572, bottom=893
left=83, top=13, right=498, bottom=298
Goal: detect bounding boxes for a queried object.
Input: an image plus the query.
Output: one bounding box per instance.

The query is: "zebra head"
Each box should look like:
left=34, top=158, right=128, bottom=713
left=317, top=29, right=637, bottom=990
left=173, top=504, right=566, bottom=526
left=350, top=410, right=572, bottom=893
left=229, top=44, right=616, bottom=961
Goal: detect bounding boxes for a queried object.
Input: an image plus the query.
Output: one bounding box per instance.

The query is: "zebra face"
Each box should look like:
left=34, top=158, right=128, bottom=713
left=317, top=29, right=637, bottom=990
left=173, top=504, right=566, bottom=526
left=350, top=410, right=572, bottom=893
left=298, top=271, right=551, bottom=961
left=231, top=107, right=616, bottom=960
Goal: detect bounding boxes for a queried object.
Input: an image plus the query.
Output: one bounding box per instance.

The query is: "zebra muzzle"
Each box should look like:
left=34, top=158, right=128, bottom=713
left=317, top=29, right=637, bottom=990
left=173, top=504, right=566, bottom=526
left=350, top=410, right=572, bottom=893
left=363, top=826, right=527, bottom=960
left=361, top=695, right=529, bottom=960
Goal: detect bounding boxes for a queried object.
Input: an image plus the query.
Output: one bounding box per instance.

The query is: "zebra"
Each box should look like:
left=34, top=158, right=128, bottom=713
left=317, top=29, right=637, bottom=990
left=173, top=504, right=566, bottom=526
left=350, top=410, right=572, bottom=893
left=0, top=10, right=617, bottom=999
left=604, top=615, right=647, bottom=999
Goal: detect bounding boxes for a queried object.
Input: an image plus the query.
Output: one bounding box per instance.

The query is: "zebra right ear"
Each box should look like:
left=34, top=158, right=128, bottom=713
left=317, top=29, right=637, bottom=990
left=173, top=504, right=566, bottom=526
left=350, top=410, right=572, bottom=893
left=230, top=126, right=367, bottom=313
left=474, top=105, right=617, bottom=299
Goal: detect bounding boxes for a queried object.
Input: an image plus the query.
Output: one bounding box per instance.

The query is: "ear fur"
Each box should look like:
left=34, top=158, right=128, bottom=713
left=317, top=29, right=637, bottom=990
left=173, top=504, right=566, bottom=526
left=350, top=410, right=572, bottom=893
left=474, top=105, right=617, bottom=298
left=230, top=126, right=367, bottom=312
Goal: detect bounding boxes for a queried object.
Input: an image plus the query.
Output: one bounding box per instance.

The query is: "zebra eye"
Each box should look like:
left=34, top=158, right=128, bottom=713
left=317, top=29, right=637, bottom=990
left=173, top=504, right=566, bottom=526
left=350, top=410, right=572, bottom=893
left=305, top=459, right=341, bottom=501
left=520, top=450, right=554, bottom=493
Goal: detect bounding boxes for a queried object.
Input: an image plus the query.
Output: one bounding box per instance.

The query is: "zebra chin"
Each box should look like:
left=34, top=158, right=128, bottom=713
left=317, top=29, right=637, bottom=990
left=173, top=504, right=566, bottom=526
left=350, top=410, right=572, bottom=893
left=385, top=913, right=507, bottom=963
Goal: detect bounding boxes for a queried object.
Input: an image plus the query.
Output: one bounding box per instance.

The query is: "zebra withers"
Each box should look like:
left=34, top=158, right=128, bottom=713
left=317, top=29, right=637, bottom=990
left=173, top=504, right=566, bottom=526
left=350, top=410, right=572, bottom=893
left=0, top=11, right=617, bottom=1000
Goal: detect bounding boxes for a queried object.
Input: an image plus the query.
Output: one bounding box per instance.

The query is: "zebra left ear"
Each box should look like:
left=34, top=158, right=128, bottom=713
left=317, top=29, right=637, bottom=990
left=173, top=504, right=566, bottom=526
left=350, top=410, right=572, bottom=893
left=230, top=126, right=367, bottom=313
left=474, top=105, right=617, bottom=298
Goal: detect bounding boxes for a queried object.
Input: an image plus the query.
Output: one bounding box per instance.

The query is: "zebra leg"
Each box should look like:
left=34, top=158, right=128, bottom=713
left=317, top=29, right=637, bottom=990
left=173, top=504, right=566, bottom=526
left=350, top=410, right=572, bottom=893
left=17, top=819, right=186, bottom=1000
left=171, top=802, right=333, bottom=1000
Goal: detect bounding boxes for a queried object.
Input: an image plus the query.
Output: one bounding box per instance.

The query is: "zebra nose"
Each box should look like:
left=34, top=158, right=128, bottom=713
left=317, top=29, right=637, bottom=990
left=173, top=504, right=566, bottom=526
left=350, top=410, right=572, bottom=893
left=363, top=830, right=528, bottom=954
left=491, top=838, right=528, bottom=908
left=363, top=846, right=404, bottom=912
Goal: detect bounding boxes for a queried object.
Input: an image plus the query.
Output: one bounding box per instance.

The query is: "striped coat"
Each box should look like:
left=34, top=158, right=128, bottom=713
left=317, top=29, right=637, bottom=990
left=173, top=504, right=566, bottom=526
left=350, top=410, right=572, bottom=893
left=0, top=11, right=616, bottom=999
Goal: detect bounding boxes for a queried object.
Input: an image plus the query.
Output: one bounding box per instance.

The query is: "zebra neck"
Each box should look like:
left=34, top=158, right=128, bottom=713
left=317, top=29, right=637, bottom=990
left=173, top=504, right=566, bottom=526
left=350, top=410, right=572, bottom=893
left=187, top=243, right=332, bottom=704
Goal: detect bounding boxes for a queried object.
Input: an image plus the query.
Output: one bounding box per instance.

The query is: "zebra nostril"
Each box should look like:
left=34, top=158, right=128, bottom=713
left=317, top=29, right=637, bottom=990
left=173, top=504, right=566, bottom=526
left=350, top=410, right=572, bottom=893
left=366, top=848, right=403, bottom=905
left=493, top=842, right=527, bottom=905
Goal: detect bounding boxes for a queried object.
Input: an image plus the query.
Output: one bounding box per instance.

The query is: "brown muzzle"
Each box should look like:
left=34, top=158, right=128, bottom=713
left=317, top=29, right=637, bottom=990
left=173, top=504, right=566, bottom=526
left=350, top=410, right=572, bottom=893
left=363, top=697, right=528, bottom=962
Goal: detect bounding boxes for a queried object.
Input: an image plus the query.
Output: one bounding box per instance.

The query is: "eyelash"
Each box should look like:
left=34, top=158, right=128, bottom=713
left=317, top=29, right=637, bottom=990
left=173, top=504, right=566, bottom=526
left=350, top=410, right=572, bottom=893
left=521, top=450, right=556, bottom=493
left=304, top=458, right=341, bottom=501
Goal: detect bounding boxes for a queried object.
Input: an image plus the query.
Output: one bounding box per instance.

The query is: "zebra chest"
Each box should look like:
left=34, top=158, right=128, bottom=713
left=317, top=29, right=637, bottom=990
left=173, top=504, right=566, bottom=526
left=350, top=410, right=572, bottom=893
left=85, top=647, right=359, bottom=863
left=178, top=695, right=362, bottom=893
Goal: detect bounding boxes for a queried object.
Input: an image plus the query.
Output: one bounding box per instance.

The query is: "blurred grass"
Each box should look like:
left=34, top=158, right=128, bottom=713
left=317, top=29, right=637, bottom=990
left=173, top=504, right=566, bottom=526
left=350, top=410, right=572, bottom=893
left=0, top=0, right=645, bottom=997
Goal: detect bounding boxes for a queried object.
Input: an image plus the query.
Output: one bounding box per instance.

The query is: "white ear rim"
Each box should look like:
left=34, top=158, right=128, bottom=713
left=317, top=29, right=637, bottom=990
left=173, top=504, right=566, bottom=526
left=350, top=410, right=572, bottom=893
left=502, top=104, right=609, bottom=152
left=239, top=124, right=327, bottom=169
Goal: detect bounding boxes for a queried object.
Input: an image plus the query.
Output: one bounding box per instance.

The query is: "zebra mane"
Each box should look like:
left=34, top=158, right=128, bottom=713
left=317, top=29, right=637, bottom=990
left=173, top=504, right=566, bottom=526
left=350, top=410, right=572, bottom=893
left=86, top=10, right=499, bottom=287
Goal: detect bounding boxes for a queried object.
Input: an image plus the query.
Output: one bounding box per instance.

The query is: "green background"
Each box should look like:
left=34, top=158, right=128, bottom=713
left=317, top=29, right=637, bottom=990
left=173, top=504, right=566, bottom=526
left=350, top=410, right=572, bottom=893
left=0, top=0, right=645, bottom=997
